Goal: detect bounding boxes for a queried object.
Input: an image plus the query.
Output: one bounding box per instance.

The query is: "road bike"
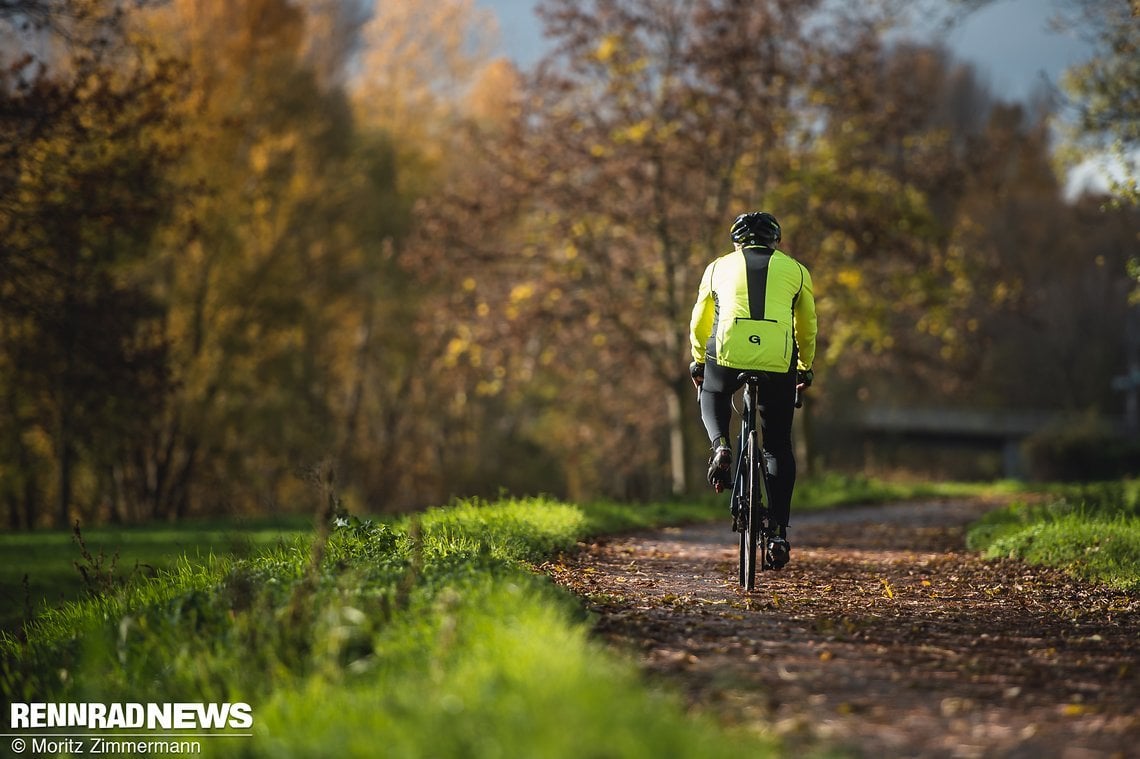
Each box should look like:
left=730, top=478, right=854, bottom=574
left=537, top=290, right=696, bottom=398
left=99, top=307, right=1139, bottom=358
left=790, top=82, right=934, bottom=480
left=731, top=372, right=803, bottom=590
left=693, top=364, right=803, bottom=590
left=731, top=372, right=775, bottom=590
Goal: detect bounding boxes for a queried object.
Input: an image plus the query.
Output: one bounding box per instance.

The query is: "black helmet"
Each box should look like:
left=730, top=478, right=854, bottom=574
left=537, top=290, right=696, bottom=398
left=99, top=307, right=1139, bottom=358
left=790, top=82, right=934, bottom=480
left=730, top=212, right=781, bottom=245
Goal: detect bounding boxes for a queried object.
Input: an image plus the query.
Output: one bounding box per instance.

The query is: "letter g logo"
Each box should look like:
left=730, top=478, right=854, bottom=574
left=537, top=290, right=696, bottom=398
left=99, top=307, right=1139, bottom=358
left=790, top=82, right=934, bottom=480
left=748, top=335, right=762, bottom=345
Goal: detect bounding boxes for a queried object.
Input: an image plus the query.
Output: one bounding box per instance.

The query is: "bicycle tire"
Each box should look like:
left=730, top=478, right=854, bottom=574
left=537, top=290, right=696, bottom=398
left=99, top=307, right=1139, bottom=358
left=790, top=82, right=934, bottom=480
left=758, top=450, right=771, bottom=574
left=735, top=439, right=747, bottom=587
left=735, top=433, right=748, bottom=587
left=738, top=437, right=747, bottom=583
left=739, top=428, right=760, bottom=590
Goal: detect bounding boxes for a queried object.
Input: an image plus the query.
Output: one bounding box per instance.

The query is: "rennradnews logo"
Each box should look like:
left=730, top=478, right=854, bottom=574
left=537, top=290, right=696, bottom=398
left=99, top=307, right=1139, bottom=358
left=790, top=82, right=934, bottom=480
left=9, top=702, right=253, bottom=730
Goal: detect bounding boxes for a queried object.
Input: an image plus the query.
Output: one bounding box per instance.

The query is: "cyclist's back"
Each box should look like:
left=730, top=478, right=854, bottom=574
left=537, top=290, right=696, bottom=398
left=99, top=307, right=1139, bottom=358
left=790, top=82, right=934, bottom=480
left=692, top=244, right=814, bottom=374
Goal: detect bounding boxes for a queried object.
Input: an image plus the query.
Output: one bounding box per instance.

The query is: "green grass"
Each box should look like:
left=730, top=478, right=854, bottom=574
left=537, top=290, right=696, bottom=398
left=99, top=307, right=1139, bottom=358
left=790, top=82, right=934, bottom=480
left=793, top=471, right=1015, bottom=510
left=967, top=480, right=1140, bottom=591
left=0, top=517, right=311, bottom=634
left=249, top=565, right=761, bottom=759
left=1, top=497, right=782, bottom=758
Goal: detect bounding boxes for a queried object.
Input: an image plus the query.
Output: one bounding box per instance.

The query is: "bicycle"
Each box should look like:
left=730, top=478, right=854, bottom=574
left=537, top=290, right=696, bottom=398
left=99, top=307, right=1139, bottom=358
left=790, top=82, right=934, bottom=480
left=730, top=372, right=772, bottom=590
left=731, top=372, right=803, bottom=590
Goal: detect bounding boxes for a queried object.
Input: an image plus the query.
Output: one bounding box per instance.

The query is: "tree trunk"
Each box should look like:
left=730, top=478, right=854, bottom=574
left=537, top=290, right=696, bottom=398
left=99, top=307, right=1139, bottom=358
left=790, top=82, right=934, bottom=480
left=797, top=396, right=815, bottom=478
left=666, top=378, right=688, bottom=496
left=337, top=297, right=375, bottom=487
left=170, top=438, right=198, bottom=521
left=55, top=404, right=72, bottom=529
left=22, top=467, right=37, bottom=530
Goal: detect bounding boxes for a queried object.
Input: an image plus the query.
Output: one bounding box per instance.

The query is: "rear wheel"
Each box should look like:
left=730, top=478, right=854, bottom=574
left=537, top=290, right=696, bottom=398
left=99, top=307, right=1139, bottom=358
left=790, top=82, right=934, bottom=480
left=738, top=429, right=760, bottom=590
left=738, top=527, right=757, bottom=589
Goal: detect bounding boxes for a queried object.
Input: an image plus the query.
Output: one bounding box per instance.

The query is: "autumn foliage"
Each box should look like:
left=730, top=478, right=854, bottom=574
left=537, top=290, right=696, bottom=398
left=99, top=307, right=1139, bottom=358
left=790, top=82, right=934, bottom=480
left=0, top=0, right=1136, bottom=527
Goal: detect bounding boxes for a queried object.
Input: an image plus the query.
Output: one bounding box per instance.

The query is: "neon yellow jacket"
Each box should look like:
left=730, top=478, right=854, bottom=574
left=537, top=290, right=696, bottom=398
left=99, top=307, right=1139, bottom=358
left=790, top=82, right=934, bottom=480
left=690, top=245, right=816, bottom=373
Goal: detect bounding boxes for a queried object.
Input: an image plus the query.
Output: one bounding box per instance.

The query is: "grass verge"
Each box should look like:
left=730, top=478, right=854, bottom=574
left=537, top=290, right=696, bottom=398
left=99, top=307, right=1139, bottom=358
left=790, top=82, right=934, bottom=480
left=0, top=517, right=311, bottom=634
left=0, top=474, right=997, bottom=636
left=1, top=497, right=778, bottom=758
left=793, top=472, right=1015, bottom=510
left=967, top=480, right=1140, bottom=591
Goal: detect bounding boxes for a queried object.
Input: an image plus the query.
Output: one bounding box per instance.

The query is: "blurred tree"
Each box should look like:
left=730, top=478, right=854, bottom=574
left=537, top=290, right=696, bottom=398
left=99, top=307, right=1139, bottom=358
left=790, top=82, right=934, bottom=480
left=906, top=3, right=1137, bottom=421
left=354, top=0, right=497, bottom=177
left=336, top=0, right=509, bottom=509
left=1056, top=0, right=1139, bottom=205
left=970, top=197, right=1138, bottom=412
left=2, top=0, right=506, bottom=523
left=1054, top=0, right=1140, bottom=313
left=783, top=25, right=1067, bottom=407
left=800, top=18, right=1139, bottom=433
left=0, top=2, right=182, bottom=527
left=297, top=0, right=371, bottom=88
left=124, top=0, right=386, bottom=519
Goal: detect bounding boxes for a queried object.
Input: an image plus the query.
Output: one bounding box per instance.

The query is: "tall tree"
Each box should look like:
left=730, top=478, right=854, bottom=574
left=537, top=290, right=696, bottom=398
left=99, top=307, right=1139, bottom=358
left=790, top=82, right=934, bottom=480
left=1056, top=0, right=1139, bottom=204
left=1054, top=0, right=1140, bottom=310
left=335, top=0, right=508, bottom=509
left=121, top=0, right=380, bottom=519
left=0, top=1, right=181, bottom=527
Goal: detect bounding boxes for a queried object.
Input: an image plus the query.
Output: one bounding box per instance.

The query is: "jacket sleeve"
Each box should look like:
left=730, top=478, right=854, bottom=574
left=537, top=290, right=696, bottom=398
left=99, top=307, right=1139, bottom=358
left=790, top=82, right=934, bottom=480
left=794, top=264, right=817, bottom=372
left=689, top=262, right=715, bottom=364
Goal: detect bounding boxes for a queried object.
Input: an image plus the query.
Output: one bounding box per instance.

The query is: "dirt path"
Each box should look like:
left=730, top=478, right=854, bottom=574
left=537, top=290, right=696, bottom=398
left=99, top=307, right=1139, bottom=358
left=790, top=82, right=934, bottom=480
left=544, top=500, right=1139, bottom=758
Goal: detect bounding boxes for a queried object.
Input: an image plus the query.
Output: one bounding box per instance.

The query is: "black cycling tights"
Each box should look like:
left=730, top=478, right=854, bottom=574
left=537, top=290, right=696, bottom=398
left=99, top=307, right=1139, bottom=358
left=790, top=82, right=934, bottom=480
left=699, top=365, right=797, bottom=528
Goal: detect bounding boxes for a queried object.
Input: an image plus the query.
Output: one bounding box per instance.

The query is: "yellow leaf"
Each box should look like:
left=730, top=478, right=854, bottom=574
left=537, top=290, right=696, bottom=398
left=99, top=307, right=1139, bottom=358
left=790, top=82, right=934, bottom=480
left=595, top=34, right=620, bottom=63
left=619, top=120, right=652, bottom=143
left=836, top=267, right=862, bottom=289
left=509, top=283, right=534, bottom=303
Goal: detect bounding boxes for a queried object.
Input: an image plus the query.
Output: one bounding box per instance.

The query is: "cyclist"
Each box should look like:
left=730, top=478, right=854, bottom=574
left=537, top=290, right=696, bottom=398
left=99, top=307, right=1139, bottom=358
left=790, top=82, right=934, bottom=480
left=689, top=211, right=817, bottom=569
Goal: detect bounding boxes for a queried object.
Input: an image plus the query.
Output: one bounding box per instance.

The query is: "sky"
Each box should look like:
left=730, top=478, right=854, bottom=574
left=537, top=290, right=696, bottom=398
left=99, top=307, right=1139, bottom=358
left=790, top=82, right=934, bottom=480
left=935, top=0, right=1095, bottom=103
left=476, top=0, right=1096, bottom=105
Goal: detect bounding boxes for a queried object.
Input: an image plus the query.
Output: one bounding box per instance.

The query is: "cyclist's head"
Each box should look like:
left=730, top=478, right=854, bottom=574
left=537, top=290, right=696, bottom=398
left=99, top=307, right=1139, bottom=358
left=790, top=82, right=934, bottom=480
left=730, top=212, right=781, bottom=246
